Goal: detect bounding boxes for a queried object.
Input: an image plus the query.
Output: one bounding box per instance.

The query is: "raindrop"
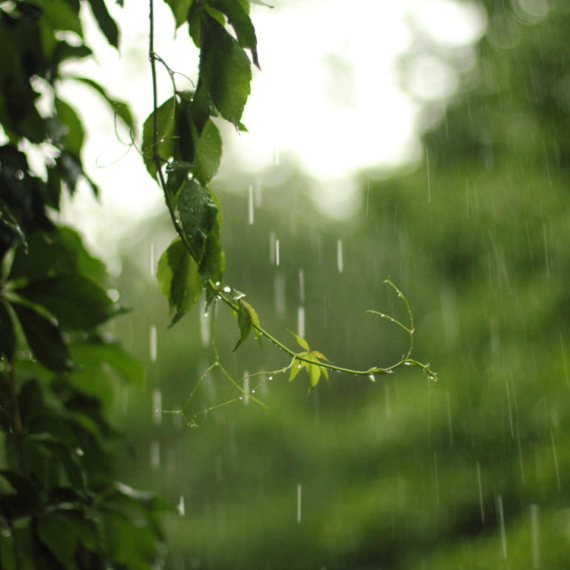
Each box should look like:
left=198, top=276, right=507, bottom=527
left=297, top=483, right=302, bottom=524
left=268, top=375, right=273, bottom=381
left=178, top=496, right=186, bottom=517
left=276, top=239, right=280, bottom=266
left=337, top=239, right=343, bottom=273
left=107, top=288, right=120, bottom=302
left=247, top=185, right=255, bottom=224
left=477, top=461, right=485, bottom=524
left=75, top=448, right=84, bottom=456
left=298, top=306, right=305, bottom=338
left=496, top=494, right=507, bottom=559
left=200, top=302, right=210, bottom=346
left=368, top=374, right=375, bottom=382
left=426, top=147, right=431, bottom=202
left=223, top=286, right=232, bottom=293
left=150, top=325, right=157, bottom=362
left=153, top=389, right=162, bottom=426
left=151, top=441, right=160, bottom=470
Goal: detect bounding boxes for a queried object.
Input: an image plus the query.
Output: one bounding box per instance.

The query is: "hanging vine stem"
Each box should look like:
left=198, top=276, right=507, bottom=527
left=147, top=0, right=436, bottom=401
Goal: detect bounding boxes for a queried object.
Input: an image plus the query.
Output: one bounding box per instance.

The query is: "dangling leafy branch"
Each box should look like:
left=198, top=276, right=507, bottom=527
left=147, top=0, right=436, bottom=395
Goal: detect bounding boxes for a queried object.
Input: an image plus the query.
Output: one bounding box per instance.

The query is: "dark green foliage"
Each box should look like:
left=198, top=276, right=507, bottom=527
left=0, top=2, right=167, bottom=568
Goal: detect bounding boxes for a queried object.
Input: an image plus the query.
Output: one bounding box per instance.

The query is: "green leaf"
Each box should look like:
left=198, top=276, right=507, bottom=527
left=177, top=180, right=218, bottom=264
left=157, top=238, right=203, bottom=326
left=211, top=0, right=259, bottom=67
left=85, top=0, right=120, bottom=48
left=233, top=300, right=252, bottom=351
left=16, top=274, right=123, bottom=331
left=197, top=196, right=225, bottom=283
left=0, top=300, right=16, bottom=360
left=12, top=303, right=73, bottom=372
left=187, top=1, right=203, bottom=47
left=309, top=361, right=321, bottom=388
left=38, top=511, right=98, bottom=568
left=54, top=98, right=84, bottom=156
left=289, top=358, right=303, bottom=382
left=289, top=330, right=310, bottom=351
left=142, top=96, right=176, bottom=179
left=193, top=119, right=222, bottom=185
left=165, top=160, right=192, bottom=203
left=199, top=15, right=252, bottom=128
left=69, top=76, right=134, bottom=131
left=248, top=0, right=274, bottom=6
left=164, top=0, right=194, bottom=28
left=242, top=300, right=261, bottom=345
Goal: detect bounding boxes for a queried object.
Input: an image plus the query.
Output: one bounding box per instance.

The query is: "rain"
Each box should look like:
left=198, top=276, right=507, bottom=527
left=30, top=0, right=570, bottom=567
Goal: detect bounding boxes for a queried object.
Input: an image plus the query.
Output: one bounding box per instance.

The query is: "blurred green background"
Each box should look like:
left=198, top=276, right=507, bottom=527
left=104, top=1, right=570, bottom=568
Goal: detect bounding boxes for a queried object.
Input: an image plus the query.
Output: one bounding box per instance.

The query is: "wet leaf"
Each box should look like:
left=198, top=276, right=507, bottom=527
left=178, top=180, right=218, bottom=264
left=198, top=192, right=224, bottom=283
left=242, top=300, right=261, bottom=345
left=212, top=0, right=259, bottom=67
left=193, top=119, right=222, bottom=185
left=289, top=330, right=309, bottom=351
left=157, top=238, right=203, bottom=326
left=142, top=96, right=176, bottom=179
left=234, top=300, right=252, bottom=351
left=12, top=303, right=73, bottom=372
left=197, top=15, right=252, bottom=128
left=165, top=160, right=192, bottom=203
left=16, top=274, right=122, bottom=331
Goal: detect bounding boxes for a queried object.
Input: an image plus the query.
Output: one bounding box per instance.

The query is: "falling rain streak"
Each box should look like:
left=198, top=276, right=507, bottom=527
left=247, top=185, right=254, bottom=225
left=337, top=239, right=343, bottom=273
left=150, top=325, right=157, bottom=362
left=298, top=307, right=305, bottom=338
left=152, top=389, right=161, bottom=426
left=297, top=484, right=302, bottom=524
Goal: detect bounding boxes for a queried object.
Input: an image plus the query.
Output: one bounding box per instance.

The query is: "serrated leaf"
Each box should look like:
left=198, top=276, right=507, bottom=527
left=178, top=180, right=218, bottom=264
left=212, top=0, right=259, bottom=67
left=157, top=238, right=203, bottom=326
left=69, top=77, right=134, bottom=131
left=289, top=330, right=309, bottom=351
left=187, top=1, right=203, bottom=47
left=164, top=0, right=194, bottom=28
left=233, top=300, right=252, bottom=351
left=199, top=16, right=252, bottom=127
left=142, top=96, right=176, bottom=179
left=242, top=300, right=261, bottom=345
left=193, top=119, right=222, bottom=185
left=86, top=0, right=119, bottom=48
left=165, top=160, right=192, bottom=203
left=197, top=193, right=225, bottom=283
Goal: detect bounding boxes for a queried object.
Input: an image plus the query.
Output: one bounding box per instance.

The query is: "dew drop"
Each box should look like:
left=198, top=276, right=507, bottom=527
left=368, top=374, right=376, bottom=382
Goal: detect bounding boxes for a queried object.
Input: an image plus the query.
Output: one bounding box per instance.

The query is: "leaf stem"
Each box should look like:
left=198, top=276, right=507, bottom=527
left=208, top=280, right=436, bottom=380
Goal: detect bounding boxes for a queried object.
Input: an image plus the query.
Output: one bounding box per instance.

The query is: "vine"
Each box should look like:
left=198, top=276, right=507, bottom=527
left=146, top=0, right=436, bottom=410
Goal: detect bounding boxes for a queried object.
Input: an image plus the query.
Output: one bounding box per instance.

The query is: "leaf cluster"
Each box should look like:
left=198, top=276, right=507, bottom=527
left=0, top=2, right=166, bottom=568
